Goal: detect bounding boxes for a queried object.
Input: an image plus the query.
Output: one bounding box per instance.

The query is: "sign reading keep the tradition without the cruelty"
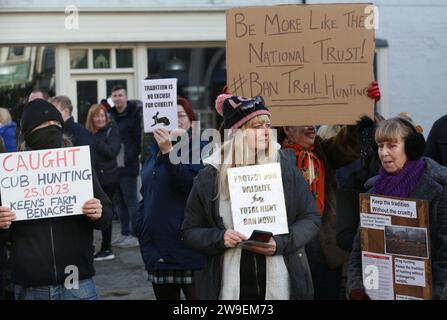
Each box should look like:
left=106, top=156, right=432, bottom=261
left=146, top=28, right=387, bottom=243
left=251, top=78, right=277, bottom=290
left=226, top=3, right=376, bottom=125
left=0, top=146, right=93, bottom=221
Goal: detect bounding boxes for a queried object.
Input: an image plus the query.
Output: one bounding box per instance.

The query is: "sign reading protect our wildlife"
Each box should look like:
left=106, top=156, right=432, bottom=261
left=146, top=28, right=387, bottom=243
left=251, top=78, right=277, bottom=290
left=142, top=78, right=178, bottom=132
left=226, top=4, right=376, bottom=125
left=359, top=193, right=432, bottom=300
left=227, top=163, right=289, bottom=238
left=0, top=146, right=94, bottom=221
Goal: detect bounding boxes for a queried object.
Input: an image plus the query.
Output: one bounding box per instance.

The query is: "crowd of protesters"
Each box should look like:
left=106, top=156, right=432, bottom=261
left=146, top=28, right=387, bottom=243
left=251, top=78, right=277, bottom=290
left=0, top=77, right=446, bottom=301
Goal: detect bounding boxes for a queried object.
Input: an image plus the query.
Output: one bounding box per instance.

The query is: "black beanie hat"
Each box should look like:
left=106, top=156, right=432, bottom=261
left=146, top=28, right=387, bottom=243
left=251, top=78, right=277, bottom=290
left=215, top=94, right=271, bottom=129
left=21, top=99, right=64, bottom=138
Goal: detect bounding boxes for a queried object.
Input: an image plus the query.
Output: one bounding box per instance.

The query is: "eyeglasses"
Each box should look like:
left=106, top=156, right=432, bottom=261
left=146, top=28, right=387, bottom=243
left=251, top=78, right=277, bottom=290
left=239, top=96, right=265, bottom=111
left=178, top=112, right=188, bottom=118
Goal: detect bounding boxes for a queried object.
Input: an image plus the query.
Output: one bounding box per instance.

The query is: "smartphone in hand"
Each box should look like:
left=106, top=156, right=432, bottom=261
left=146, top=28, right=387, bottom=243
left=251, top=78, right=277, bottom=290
left=249, top=230, right=273, bottom=243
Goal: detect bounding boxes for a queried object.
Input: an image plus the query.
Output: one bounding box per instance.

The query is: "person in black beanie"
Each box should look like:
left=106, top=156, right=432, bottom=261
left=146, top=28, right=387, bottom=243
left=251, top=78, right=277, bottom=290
left=0, top=98, right=112, bottom=300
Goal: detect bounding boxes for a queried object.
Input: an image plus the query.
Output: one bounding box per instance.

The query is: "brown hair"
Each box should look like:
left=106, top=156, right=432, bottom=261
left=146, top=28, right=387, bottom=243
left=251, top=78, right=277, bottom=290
left=177, top=96, right=196, bottom=121
left=86, top=104, right=109, bottom=134
left=48, top=95, right=73, bottom=115
left=375, top=117, right=414, bottom=144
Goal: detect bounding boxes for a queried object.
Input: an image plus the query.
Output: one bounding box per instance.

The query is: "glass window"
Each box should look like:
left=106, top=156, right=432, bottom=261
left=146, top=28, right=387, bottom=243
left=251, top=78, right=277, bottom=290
left=116, top=49, right=133, bottom=68
left=8, top=47, right=25, bottom=60
left=106, top=79, right=127, bottom=97
left=0, top=45, right=55, bottom=111
left=93, top=49, right=110, bottom=69
left=147, top=47, right=226, bottom=129
left=77, top=80, right=98, bottom=126
left=70, top=49, right=88, bottom=69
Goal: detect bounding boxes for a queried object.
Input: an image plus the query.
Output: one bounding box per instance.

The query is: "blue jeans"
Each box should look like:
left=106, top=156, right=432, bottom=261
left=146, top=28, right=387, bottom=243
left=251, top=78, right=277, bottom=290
left=114, top=176, right=139, bottom=236
left=14, top=278, right=98, bottom=300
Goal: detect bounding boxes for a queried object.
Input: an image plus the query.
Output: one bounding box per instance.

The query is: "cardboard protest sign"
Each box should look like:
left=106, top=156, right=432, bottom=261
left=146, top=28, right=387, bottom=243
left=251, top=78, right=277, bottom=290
left=142, top=78, right=178, bottom=132
left=359, top=194, right=432, bottom=300
left=0, top=146, right=94, bottom=221
left=226, top=4, right=376, bottom=125
left=227, top=163, right=288, bottom=238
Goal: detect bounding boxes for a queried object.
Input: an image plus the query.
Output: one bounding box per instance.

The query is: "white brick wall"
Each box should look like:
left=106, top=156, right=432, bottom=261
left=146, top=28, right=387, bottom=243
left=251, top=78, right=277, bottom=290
left=306, top=0, right=447, bottom=135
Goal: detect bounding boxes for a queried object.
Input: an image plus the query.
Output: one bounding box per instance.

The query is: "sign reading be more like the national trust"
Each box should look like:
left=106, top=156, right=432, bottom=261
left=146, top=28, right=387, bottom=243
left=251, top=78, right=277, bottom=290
left=226, top=4, right=376, bottom=125
left=0, top=146, right=94, bottom=221
left=227, top=163, right=289, bottom=238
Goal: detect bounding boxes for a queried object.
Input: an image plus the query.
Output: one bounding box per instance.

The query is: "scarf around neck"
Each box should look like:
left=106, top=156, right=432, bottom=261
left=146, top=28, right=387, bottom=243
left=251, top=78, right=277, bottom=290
left=283, top=143, right=325, bottom=215
left=374, top=158, right=425, bottom=198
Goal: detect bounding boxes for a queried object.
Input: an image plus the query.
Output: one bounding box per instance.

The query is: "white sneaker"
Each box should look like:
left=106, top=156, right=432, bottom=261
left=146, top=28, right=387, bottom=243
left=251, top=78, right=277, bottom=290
left=115, top=236, right=139, bottom=248
left=111, top=233, right=127, bottom=246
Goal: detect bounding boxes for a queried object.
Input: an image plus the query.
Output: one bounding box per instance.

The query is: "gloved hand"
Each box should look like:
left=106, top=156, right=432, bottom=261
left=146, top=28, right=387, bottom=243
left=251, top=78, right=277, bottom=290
left=350, top=288, right=371, bottom=300
left=367, top=80, right=381, bottom=102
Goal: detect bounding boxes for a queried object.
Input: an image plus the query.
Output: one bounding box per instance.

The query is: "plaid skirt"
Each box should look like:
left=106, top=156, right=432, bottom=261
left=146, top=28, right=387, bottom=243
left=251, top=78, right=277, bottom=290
left=148, top=270, right=193, bottom=285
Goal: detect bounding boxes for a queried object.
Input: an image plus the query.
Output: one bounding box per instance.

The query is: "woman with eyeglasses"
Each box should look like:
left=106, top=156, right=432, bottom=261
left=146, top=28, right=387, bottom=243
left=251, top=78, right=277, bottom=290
left=135, top=96, right=206, bottom=300
left=181, top=94, right=321, bottom=300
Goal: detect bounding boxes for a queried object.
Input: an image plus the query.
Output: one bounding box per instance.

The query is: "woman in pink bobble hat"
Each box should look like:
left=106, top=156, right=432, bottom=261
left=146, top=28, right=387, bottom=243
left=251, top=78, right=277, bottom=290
left=180, top=91, right=322, bottom=300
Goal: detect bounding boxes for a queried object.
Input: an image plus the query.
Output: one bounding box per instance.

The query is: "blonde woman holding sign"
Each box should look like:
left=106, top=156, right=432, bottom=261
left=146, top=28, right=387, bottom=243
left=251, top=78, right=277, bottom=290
left=181, top=94, right=321, bottom=300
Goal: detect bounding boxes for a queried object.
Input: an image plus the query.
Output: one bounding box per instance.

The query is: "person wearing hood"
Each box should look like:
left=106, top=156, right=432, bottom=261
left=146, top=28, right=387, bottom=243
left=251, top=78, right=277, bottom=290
left=347, top=116, right=447, bottom=300
left=181, top=94, right=321, bottom=300
left=135, top=97, right=206, bottom=300
left=0, top=99, right=112, bottom=300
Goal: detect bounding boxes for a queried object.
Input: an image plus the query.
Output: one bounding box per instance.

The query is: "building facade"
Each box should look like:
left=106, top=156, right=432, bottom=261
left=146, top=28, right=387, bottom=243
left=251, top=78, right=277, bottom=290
left=1, top=0, right=446, bottom=133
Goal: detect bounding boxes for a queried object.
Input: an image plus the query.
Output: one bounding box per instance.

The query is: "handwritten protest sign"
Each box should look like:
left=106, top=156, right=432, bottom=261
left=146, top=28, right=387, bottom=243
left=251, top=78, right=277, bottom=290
left=0, top=146, right=93, bottom=221
left=227, top=163, right=288, bottom=238
left=359, top=193, right=432, bottom=300
left=226, top=4, right=375, bottom=125
left=142, top=78, right=178, bottom=132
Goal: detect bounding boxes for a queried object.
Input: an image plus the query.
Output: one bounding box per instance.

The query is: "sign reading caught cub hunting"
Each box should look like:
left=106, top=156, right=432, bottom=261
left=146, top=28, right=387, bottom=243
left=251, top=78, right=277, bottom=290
left=226, top=4, right=376, bottom=125
left=0, top=146, right=93, bottom=221
left=227, top=163, right=288, bottom=238
left=359, top=193, right=431, bottom=300
left=142, top=78, right=178, bottom=132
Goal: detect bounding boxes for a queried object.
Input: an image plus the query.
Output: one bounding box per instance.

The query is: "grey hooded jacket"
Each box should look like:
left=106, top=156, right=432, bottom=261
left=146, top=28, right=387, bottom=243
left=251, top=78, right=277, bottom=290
left=181, top=149, right=321, bottom=300
left=347, top=157, right=447, bottom=299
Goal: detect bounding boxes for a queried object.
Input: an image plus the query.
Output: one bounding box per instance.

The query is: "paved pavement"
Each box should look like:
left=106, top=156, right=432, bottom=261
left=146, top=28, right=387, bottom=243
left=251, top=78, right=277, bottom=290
left=92, top=221, right=155, bottom=300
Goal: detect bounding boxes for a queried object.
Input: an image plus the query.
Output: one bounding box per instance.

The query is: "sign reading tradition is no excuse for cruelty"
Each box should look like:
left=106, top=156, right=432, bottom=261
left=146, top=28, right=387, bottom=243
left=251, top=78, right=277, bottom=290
left=0, top=146, right=94, bottom=221
left=226, top=3, right=376, bottom=125
left=227, top=163, right=288, bottom=238
left=142, top=78, right=178, bottom=132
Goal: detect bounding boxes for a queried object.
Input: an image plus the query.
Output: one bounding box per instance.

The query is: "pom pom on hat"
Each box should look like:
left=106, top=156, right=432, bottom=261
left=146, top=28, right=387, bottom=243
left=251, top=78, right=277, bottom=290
left=215, top=93, right=232, bottom=116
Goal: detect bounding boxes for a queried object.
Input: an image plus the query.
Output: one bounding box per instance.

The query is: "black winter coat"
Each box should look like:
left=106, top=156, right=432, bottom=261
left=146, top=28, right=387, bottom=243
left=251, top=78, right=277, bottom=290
left=181, top=149, right=321, bottom=300
left=93, top=121, right=121, bottom=186
left=426, top=114, right=447, bottom=166
left=0, top=171, right=112, bottom=287
left=110, top=102, right=142, bottom=177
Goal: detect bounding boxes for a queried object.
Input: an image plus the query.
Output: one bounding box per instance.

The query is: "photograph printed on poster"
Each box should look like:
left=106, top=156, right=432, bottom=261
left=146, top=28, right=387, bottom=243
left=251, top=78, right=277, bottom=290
left=384, top=225, right=429, bottom=259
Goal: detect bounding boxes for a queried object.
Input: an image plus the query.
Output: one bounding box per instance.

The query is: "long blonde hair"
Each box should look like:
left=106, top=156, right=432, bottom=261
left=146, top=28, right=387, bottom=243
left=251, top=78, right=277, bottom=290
left=86, top=104, right=109, bottom=134
left=218, top=115, right=278, bottom=199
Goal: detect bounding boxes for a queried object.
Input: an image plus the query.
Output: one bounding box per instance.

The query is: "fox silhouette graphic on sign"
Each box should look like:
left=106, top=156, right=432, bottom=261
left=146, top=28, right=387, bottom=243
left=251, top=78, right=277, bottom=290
left=151, top=112, right=170, bottom=127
